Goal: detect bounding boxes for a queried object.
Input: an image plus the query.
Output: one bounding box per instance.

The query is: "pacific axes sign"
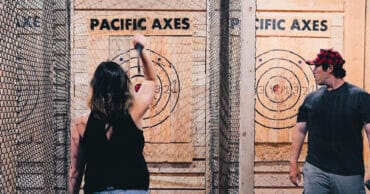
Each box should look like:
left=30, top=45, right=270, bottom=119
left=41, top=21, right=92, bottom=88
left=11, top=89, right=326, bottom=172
left=90, top=17, right=190, bottom=31
left=88, top=16, right=193, bottom=35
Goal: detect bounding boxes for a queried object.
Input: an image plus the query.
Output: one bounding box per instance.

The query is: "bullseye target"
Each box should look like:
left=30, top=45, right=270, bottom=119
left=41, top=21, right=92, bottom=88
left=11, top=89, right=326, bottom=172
left=16, top=65, right=40, bottom=123
left=112, top=49, right=180, bottom=128
left=255, top=49, right=317, bottom=129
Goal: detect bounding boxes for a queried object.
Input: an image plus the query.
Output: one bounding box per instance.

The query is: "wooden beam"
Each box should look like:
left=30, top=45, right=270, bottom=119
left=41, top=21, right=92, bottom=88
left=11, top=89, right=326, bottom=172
left=74, top=0, right=206, bottom=11
left=364, top=0, right=370, bottom=190
left=239, top=0, right=256, bottom=193
left=257, top=0, right=344, bottom=12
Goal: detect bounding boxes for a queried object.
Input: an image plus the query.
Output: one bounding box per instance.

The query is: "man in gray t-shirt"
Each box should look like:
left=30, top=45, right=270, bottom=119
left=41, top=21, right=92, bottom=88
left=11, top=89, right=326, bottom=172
left=289, top=48, right=370, bottom=194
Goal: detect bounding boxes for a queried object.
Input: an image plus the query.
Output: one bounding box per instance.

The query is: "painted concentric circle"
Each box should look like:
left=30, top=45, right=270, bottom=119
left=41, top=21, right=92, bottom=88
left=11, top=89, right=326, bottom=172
left=255, top=49, right=317, bottom=129
left=112, top=49, right=180, bottom=128
left=16, top=65, right=40, bottom=123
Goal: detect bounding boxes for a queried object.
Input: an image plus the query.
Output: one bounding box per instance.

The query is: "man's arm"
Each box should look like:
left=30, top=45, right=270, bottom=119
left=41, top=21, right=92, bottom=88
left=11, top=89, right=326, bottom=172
left=365, top=123, right=370, bottom=150
left=289, top=122, right=308, bottom=186
left=365, top=123, right=370, bottom=183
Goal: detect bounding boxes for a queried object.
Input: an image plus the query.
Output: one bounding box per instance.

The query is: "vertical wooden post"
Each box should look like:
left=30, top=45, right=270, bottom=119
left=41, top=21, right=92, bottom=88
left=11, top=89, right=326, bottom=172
left=239, top=0, right=256, bottom=193
left=364, top=1, right=370, bottom=192
left=366, top=1, right=370, bottom=90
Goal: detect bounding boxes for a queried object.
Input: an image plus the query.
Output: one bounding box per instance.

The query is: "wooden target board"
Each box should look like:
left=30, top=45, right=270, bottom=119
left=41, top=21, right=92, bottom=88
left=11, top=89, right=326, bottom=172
left=110, top=39, right=181, bottom=130
left=106, top=36, right=193, bottom=150
left=86, top=27, right=193, bottom=163
left=71, top=2, right=208, bottom=168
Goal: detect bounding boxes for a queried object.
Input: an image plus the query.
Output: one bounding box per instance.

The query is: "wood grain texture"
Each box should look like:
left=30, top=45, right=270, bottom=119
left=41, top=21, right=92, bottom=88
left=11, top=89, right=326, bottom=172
left=74, top=0, right=206, bottom=10
left=257, top=0, right=343, bottom=11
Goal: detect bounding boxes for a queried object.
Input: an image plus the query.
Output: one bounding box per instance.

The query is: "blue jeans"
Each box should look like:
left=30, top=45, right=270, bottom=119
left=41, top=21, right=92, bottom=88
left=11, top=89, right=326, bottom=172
left=302, top=162, right=365, bottom=194
left=94, top=188, right=148, bottom=194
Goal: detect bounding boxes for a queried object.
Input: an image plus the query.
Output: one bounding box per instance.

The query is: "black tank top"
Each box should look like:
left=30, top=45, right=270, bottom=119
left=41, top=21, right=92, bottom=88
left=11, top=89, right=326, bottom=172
left=82, top=110, right=149, bottom=193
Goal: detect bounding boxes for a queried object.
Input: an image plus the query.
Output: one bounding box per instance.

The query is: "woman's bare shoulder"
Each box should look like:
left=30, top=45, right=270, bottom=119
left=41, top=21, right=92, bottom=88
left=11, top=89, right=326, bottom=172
left=74, top=114, right=89, bottom=125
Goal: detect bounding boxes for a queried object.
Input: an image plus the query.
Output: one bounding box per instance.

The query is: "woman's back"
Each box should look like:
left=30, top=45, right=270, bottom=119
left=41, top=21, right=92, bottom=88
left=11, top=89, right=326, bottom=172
left=82, top=110, right=149, bottom=193
left=69, top=34, right=156, bottom=194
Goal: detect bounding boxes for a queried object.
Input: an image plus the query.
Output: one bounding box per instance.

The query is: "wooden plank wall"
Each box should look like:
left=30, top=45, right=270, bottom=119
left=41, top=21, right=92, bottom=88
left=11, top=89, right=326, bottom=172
left=256, top=0, right=337, bottom=193
left=70, top=1, right=207, bottom=193
left=255, top=0, right=370, bottom=193
left=345, top=3, right=368, bottom=194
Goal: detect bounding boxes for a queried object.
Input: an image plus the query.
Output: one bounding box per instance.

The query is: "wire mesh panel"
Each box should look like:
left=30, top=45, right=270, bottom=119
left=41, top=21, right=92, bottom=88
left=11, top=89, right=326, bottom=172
left=218, top=0, right=230, bottom=193
left=228, top=0, right=241, bottom=193
left=208, top=0, right=241, bottom=193
left=52, top=0, right=71, bottom=192
left=0, top=0, right=18, bottom=192
left=17, top=1, right=54, bottom=192
left=0, top=0, right=70, bottom=193
left=208, top=0, right=222, bottom=192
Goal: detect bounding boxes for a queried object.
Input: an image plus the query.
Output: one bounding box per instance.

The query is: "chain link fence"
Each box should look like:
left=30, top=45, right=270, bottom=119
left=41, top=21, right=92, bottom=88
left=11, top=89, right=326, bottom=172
left=208, top=0, right=241, bottom=193
left=0, top=0, right=70, bottom=193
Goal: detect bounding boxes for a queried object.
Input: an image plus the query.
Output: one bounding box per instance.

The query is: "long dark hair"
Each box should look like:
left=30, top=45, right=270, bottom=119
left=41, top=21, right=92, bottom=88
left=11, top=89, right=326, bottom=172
left=89, top=61, right=132, bottom=123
